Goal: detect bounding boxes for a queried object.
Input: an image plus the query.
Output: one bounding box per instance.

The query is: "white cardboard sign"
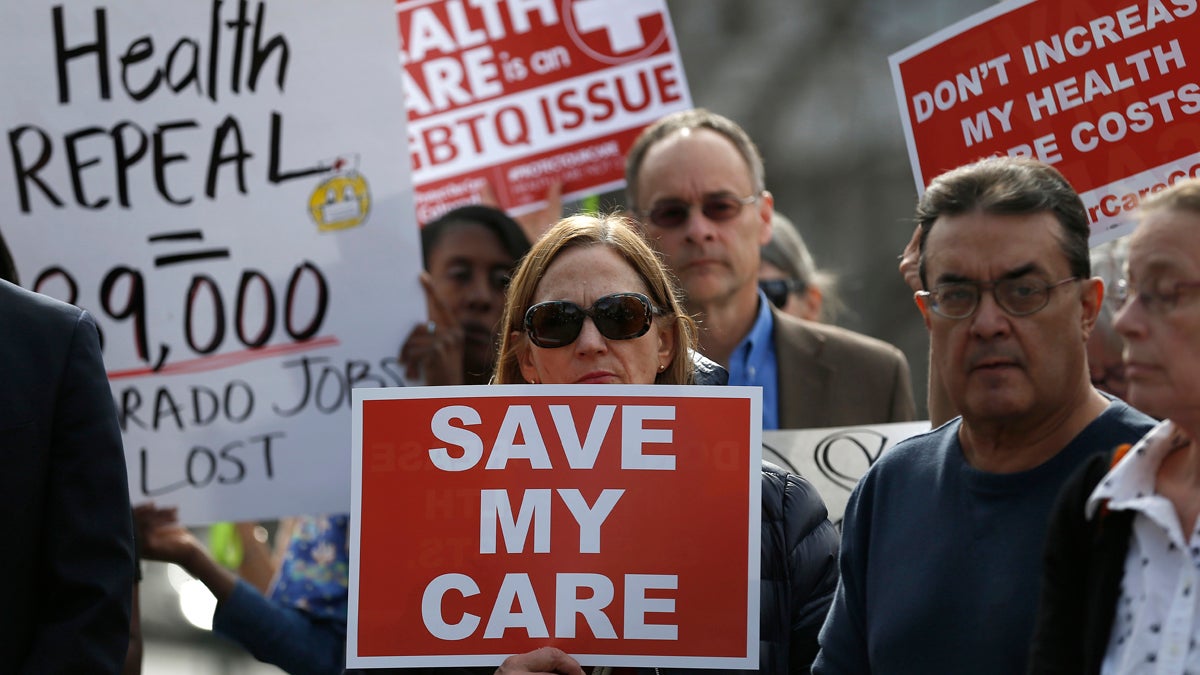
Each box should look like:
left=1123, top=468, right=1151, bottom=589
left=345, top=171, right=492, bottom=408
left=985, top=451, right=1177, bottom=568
left=764, top=421, right=933, bottom=526
left=0, top=0, right=423, bottom=524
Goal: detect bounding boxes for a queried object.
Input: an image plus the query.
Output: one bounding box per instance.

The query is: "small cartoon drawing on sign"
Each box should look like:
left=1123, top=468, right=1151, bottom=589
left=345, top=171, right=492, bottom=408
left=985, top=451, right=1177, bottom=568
left=308, top=155, right=371, bottom=232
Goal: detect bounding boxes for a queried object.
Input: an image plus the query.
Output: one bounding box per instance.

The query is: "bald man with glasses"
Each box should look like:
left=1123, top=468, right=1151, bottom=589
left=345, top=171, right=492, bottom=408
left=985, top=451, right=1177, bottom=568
left=624, top=108, right=915, bottom=429
left=812, top=156, right=1157, bottom=675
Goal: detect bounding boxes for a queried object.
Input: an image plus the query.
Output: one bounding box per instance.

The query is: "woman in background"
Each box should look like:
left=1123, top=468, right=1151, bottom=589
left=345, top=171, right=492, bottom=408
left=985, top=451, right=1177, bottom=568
left=758, top=211, right=839, bottom=323
left=1028, top=179, right=1200, bottom=673
left=1086, top=237, right=1131, bottom=400
left=401, top=205, right=531, bottom=384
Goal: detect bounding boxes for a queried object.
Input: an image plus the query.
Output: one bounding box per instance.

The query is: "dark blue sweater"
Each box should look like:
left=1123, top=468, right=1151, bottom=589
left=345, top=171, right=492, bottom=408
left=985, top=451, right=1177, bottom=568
left=813, top=400, right=1155, bottom=674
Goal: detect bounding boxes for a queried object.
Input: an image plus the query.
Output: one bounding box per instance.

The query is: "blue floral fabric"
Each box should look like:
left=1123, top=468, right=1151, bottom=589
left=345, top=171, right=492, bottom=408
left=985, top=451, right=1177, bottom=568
left=268, top=514, right=350, bottom=622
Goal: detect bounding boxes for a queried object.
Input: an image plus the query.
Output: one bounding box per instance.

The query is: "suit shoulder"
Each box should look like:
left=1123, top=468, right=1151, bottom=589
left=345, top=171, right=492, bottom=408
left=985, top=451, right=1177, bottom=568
left=0, top=280, right=87, bottom=327
left=775, top=313, right=907, bottom=364
left=0, top=281, right=92, bottom=358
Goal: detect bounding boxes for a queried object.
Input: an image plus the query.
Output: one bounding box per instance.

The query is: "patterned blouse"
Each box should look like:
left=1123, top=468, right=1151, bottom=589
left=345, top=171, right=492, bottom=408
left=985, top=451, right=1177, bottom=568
left=268, top=514, right=351, bottom=622
left=1088, top=421, right=1200, bottom=674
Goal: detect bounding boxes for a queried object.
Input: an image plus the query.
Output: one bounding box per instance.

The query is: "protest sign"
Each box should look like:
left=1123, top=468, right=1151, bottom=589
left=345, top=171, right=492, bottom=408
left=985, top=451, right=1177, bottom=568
left=350, top=385, right=761, bottom=668
left=0, top=0, right=422, bottom=524
left=890, top=0, right=1200, bottom=244
left=399, top=0, right=693, bottom=222
left=763, top=421, right=932, bottom=527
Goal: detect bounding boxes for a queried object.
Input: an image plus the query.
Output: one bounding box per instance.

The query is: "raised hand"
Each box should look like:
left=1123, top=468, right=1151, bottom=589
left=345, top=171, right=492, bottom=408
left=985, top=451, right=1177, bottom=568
left=494, top=647, right=585, bottom=675
left=133, top=502, right=202, bottom=566
left=399, top=272, right=465, bottom=386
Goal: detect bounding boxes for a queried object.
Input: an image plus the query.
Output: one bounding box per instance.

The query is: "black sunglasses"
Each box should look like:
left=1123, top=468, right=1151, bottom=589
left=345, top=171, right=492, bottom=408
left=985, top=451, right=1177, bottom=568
left=524, top=293, right=664, bottom=348
left=641, top=194, right=758, bottom=229
left=759, top=278, right=807, bottom=308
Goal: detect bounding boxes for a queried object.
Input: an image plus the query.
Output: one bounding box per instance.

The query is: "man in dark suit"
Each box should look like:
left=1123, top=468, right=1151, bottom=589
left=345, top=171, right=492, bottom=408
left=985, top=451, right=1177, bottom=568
left=0, top=267, right=135, bottom=672
left=625, top=108, right=915, bottom=428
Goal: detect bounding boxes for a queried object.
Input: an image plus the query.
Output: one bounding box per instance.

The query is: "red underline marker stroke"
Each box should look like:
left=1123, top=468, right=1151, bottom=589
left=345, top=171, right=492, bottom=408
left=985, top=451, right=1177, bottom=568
left=107, top=335, right=341, bottom=380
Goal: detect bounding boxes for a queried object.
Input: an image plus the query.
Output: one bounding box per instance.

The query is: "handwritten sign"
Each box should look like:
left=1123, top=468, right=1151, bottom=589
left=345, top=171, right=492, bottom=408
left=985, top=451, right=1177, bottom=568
left=399, top=0, right=693, bottom=222
left=0, top=0, right=423, bottom=524
left=350, top=385, right=761, bottom=669
left=763, top=421, right=932, bottom=527
left=890, top=0, right=1200, bottom=244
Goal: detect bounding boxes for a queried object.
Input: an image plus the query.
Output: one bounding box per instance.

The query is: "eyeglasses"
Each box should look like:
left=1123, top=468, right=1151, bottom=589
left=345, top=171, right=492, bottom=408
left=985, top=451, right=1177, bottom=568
left=916, top=276, right=1079, bottom=319
left=640, top=194, right=758, bottom=229
left=524, top=292, right=664, bottom=348
left=759, top=278, right=808, bottom=309
left=1115, top=278, right=1200, bottom=315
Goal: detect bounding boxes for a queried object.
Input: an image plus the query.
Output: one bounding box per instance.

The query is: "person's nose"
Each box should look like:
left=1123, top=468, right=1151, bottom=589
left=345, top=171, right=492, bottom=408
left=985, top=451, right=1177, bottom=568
left=464, top=273, right=492, bottom=311
left=1113, top=294, right=1146, bottom=341
left=683, top=204, right=719, bottom=242
left=969, top=289, right=1012, bottom=339
left=573, top=317, right=609, bottom=354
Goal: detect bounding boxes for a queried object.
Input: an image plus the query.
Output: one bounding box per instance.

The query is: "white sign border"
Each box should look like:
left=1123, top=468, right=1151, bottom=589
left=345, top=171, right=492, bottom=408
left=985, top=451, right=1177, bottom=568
left=348, top=383, right=762, bottom=669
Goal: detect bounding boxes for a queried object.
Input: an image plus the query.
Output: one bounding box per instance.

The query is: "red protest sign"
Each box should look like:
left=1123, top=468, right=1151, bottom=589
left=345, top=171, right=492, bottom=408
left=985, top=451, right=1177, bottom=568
left=348, top=385, right=761, bottom=669
left=890, top=0, right=1200, bottom=244
left=398, top=0, right=692, bottom=223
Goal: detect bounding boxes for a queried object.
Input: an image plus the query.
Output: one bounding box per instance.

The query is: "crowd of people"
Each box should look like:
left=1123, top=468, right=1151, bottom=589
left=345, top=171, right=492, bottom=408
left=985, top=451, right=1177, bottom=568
left=6, top=103, right=1200, bottom=675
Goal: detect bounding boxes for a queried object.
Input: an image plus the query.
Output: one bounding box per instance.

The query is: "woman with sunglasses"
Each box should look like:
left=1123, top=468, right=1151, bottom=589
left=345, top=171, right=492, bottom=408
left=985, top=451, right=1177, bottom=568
left=758, top=211, right=838, bottom=323
left=490, top=214, right=838, bottom=675
left=1027, top=179, right=1200, bottom=673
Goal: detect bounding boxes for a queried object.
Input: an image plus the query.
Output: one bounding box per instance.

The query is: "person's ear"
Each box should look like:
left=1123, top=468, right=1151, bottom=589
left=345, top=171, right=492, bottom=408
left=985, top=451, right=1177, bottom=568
left=656, top=321, right=677, bottom=374
left=914, top=292, right=933, bottom=331
left=515, top=332, right=540, bottom=383
left=797, top=287, right=824, bottom=322
left=757, top=191, right=775, bottom=246
left=1078, top=276, right=1104, bottom=342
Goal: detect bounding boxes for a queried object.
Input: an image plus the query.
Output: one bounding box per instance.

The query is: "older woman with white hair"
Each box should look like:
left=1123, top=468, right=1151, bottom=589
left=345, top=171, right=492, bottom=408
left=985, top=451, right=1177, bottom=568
left=1028, top=178, right=1200, bottom=673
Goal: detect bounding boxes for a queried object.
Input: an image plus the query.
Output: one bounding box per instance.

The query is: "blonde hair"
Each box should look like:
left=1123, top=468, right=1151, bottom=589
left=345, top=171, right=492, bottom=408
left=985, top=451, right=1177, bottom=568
left=492, top=214, right=697, bottom=385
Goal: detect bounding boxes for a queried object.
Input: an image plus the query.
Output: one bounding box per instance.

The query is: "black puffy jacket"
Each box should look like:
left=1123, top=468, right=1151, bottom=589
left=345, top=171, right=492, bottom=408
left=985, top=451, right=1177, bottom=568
left=760, top=462, right=839, bottom=673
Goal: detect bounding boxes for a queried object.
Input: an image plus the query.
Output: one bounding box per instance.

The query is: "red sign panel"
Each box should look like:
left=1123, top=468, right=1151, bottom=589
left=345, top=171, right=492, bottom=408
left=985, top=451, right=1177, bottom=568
left=891, top=0, right=1200, bottom=244
left=349, top=385, right=761, bottom=669
left=398, top=0, right=692, bottom=223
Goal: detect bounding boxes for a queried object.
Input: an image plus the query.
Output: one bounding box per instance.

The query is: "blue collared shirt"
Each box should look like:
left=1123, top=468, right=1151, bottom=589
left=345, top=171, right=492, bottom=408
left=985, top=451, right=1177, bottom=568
left=726, top=290, right=780, bottom=429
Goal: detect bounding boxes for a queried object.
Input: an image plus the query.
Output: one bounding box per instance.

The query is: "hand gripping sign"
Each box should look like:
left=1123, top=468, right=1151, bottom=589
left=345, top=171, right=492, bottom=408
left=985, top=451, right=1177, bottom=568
left=350, top=385, right=762, bottom=669
left=890, top=0, right=1200, bottom=245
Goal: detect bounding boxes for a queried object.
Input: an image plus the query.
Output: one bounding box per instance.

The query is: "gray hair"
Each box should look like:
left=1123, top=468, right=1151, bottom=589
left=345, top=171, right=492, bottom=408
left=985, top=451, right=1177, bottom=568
left=760, top=212, right=840, bottom=321
left=1090, top=237, right=1129, bottom=350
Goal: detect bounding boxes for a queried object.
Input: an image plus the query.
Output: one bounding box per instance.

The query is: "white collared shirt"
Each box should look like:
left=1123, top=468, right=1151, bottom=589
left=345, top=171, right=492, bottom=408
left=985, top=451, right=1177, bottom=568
left=1088, top=421, right=1200, bottom=675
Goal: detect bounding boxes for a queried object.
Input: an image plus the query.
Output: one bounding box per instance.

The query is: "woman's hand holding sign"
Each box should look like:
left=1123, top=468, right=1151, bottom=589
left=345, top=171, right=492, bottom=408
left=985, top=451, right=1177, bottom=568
left=495, top=647, right=584, bottom=675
